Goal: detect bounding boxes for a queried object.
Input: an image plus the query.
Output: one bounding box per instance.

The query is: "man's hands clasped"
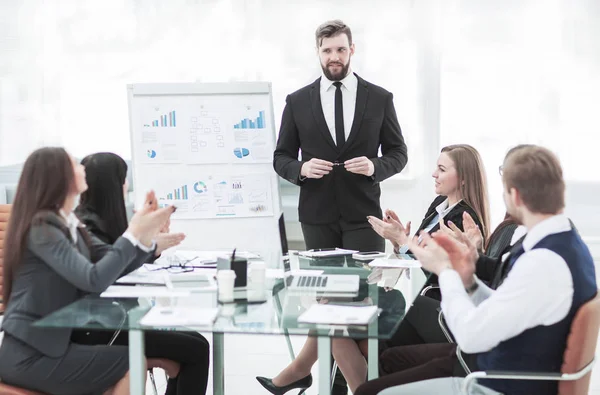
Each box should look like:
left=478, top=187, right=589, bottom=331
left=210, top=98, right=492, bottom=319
left=300, top=156, right=375, bottom=179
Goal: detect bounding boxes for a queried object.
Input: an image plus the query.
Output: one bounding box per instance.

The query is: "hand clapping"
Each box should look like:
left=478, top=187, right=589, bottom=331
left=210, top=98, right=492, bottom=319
left=407, top=232, right=478, bottom=288
left=128, top=191, right=176, bottom=248
left=368, top=210, right=411, bottom=249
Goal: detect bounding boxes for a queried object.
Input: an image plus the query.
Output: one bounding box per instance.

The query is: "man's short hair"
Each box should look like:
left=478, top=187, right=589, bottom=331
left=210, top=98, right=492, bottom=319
left=315, top=20, right=352, bottom=48
left=503, top=145, right=565, bottom=214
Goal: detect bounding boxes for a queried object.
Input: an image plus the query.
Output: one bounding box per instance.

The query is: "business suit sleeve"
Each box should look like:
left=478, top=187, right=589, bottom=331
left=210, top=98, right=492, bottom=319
left=475, top=254, right=499, bottom=284
left=273, top=95, right=304, bottom=185
left=371, top=93, right=408, bottom=183
left=28, top=223, right=140, bottom=293
left=88, top=232, right=154, bottom=277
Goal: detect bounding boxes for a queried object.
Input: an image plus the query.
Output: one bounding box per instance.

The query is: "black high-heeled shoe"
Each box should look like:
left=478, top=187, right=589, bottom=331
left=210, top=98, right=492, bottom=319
left=256, top=374, right=313, bottom=395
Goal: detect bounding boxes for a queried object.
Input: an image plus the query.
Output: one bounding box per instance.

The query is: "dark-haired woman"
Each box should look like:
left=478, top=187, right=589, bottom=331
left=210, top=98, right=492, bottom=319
left=0, top=147, right=175, bottom=394
left=74, top=152, right=210, bottom=395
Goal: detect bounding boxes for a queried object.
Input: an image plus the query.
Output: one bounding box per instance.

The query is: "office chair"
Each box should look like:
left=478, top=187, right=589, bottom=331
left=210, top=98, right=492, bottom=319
left=462, top=293, right=600, bottom=395
left=437, top=308, right=473, bottom=376
left=419, top=285, right=440, bottom=297
left=0, top=204, right=11, bottom=314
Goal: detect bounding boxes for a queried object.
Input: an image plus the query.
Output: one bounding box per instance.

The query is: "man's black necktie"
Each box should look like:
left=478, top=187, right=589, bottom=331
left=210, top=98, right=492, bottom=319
left=491, top=236, right=526, bottom=289
left=333, top=81, right=345, bottom=148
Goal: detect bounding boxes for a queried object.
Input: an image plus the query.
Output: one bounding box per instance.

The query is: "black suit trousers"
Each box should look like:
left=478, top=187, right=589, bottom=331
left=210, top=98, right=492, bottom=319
left=354, top=343, right=457, bottom=395
left=301, top=220, right=385, bottom=252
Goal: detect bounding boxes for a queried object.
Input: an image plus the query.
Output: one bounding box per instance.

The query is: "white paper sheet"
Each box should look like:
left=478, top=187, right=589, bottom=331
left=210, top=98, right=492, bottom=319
left=298, top=248, right=358, bottom=258
left=116, top=267, right=167, bottom=285
left=100, top=285, right=190, bottom=298
left=266, top=269, right=325, bottom=279
left=140, top=306, right=220, bottom=327
left=298, top=304, right=379, bottom=325
left=133, top=95, right=275, bottom=165
left=153, top=173, right=273, bottom=219
left=368, top=258, right=422, bottom=269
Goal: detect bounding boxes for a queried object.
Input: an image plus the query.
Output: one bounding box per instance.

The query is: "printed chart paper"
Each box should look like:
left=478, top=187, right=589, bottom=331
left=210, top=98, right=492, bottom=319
left=156, top=173, right=273, bottom=219
left=133, top=95, right=274, bottom=165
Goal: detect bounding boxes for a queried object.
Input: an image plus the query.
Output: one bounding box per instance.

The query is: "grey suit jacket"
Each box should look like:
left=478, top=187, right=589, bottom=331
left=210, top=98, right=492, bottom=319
left=1, top=211, right=153, bottom=357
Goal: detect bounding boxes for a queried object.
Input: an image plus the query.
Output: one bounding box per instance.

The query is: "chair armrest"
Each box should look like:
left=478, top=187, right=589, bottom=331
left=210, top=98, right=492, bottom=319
left=107, top=301, right=128, bottom=346
left=462, top=358, right=596, bottom=395
left=456, top=346, right=472, bottom=375
left=438, top=309, right=455, bottom=344
left=420, top=285, right=440, bottom=297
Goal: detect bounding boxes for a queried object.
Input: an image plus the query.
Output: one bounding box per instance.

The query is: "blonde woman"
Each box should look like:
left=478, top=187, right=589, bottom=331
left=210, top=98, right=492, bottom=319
left=257, top=144, right=490, bottom=394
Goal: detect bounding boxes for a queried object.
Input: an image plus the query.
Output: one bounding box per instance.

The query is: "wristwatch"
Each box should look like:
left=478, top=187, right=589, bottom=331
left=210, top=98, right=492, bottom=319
left=465, top=276, right=479, bottom=295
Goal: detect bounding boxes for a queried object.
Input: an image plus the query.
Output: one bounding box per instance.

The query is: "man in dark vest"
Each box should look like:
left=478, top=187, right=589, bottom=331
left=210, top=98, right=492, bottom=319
left=380, top=145, right=597, bottom=395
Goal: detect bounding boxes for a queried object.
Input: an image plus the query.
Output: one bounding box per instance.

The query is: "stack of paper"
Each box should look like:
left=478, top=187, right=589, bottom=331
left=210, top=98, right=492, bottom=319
left=140, top=306, right=220, bottom=327
left=116, top=267, right=167, bottom=285
left=368, top=258, right=421, bottom=269
left=298, top=248, right=358, bottom=258
left=100, top=285, right=190, bottom=298
left=298, top=304, right=379, bottom=325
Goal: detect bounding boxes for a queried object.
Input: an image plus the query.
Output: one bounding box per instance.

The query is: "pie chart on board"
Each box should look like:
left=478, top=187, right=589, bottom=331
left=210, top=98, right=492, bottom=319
left=194, top=181, right=208, bottom=194
left=233, top=148, right=250, bottom=159
left=147, top=150, right=157, bottom=159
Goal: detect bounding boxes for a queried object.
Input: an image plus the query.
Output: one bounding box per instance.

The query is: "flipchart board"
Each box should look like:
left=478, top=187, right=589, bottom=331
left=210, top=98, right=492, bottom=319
left=127, top=82, right=283, bottom=263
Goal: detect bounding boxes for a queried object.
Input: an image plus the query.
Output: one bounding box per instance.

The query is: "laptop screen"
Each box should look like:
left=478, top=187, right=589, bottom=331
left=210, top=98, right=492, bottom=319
left=278, top=213, right=289, bottom=256
left=278, top=213, right=292, bottom=274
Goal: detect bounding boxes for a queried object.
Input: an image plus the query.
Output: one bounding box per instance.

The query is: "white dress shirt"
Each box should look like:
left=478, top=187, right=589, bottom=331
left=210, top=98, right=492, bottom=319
left=439, top=214, right=574, bottom=354
left=320, top=71, right=357, bottom=144
left=59, top=210, right=82, bottom=244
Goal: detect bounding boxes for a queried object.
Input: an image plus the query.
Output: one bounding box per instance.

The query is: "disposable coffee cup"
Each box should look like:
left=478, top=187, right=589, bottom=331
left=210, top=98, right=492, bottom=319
left=249, top=261, right=266, bottom=287
left=217, top=270, right=236, bottom=303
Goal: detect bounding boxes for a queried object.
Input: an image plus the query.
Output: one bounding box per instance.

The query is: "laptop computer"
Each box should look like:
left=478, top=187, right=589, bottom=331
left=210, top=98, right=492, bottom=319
left=278, top=213, right=359, bottom=296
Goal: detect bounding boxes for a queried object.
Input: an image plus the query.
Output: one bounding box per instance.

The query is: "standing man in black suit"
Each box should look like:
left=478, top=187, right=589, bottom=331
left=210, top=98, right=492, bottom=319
left=273, top=19, right=408, bottom=252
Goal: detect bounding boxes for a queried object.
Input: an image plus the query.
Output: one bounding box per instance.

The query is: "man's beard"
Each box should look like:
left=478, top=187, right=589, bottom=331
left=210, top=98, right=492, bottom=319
left=321, top=60, right=350, bottom=81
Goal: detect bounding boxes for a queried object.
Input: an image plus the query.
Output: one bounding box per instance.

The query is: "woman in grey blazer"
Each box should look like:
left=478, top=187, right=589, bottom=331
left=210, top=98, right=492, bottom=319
left=0, top=147, right=175, bottom=395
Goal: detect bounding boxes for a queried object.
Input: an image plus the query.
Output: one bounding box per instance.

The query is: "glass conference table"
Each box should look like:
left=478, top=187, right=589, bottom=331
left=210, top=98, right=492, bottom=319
left=34, top=255, right=427, bottom=395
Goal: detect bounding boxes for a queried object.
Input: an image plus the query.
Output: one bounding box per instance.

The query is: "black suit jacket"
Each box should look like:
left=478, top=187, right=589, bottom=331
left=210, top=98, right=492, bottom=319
left=273, top=74, right=408, bottom=224
left=418, top=196, right=484, bottom=288
left=416, top=195, right=484, bottom=237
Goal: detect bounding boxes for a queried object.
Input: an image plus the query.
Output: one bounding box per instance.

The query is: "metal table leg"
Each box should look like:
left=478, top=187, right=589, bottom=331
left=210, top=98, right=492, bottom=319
left=128, top=329, right=146, bottom=395
left=368, top=283, right=380, bottom=380
left=318, top=336, right=332, bottom=395
left=368, top=337, right=379, bottom=380
left=213, top=332, right=225, bottom=395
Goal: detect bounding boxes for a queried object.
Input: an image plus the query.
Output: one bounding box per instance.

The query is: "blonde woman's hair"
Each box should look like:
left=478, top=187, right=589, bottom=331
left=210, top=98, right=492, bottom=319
left=441, top=144, right=491, bottom=240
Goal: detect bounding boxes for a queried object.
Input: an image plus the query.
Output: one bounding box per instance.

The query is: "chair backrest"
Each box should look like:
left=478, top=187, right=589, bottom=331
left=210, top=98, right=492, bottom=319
left=0, top=204, right=11, bottom=313
left=559, top=292, right=600, bottom=395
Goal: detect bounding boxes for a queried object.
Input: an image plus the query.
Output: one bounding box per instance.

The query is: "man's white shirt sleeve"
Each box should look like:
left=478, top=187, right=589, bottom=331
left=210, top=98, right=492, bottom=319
left=439, top=248, right=573, bottom=354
